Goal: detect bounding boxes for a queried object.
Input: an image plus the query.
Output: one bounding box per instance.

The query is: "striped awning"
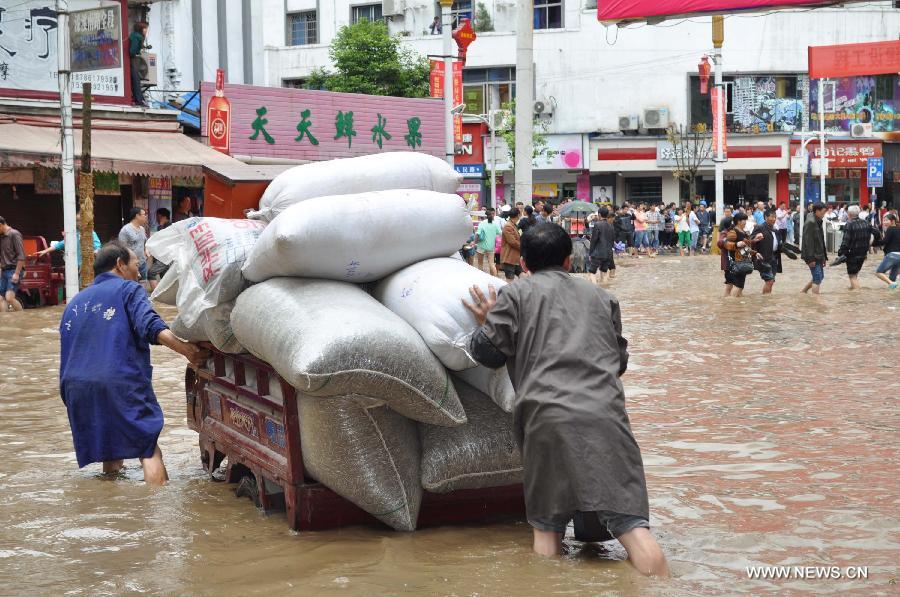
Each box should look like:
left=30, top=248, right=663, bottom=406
left=0, top=122, right=243, bottom=178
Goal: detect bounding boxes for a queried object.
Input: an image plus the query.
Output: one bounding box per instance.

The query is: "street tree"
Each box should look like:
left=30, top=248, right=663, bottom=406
left=474, top=3, right=494, bottom=32
left=306, top=20, right=429, bottom=98
left=666, top=123, right=713, bottom=201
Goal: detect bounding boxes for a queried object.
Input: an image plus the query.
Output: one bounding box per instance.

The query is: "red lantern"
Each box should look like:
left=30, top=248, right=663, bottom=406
left=452, top=18, right=477, bottom=65
left=698, top=55, right=712, bottom=95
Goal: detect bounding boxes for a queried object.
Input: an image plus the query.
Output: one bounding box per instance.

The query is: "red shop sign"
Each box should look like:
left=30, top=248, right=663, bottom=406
left=790, top=140, right=881, bottom=168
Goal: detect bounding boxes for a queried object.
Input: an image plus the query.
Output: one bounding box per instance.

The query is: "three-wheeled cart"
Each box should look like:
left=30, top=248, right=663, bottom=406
left=186, top=345, right=525, bottom=531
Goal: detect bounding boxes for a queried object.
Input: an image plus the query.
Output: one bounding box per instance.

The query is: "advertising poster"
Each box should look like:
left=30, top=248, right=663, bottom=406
left=0, top=1, right=125, bottom=97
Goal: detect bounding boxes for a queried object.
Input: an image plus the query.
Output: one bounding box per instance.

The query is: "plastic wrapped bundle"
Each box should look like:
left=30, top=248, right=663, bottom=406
left=420, top=377, right=522, bottom=493
left=170, top=300, right=244, bottom=354
left=150, top=259, right=180, bottom=305
left=175, top=218, right=266, bottom=327
left=241, top=190, right=471, bottom=284
left=298, top=395, right=422, bottom=531
left=373, top=257, right=506, bottom=371
left=248, top=152, right=462, bottom=222
left=231, top=278, right=466, bottom=427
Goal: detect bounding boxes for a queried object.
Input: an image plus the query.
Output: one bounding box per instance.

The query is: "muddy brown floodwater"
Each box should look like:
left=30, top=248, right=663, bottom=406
left=1, top=255, right=897, bottom=596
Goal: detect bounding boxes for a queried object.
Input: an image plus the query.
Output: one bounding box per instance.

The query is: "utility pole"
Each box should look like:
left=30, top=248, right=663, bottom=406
left=79, top=83, right=95, bottom=289
left=439, top=0, right=454, bottom=166
left=712, top=15, right=725, bottom=225
left=515, top=0, right=534, bottom=206
left=57, top=0, right=78, bottom=301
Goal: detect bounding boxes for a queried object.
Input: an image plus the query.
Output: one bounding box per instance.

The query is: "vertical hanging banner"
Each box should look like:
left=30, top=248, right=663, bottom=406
left=429, top=60, right=445, bottom=98
left=431, top=60, right=463, bottom=145
left=712, top=86, right=728, bottom=159
left=453, top=61, right=463, bottom=146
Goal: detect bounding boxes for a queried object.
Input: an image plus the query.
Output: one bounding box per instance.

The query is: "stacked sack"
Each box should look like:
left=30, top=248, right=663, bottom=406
left=148, top=152, right=522, bottom=531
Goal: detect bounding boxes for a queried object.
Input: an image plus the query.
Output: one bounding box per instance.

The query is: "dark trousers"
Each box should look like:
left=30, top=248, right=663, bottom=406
left=130, top=56, right=145, bottom=106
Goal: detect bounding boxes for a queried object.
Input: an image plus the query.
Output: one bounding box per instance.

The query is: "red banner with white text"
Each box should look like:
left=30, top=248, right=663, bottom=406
left=599, top=1, right=868, bottom=22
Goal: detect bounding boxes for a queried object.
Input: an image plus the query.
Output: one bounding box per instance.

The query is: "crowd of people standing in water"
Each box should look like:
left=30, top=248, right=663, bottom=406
left=459, top=197, right=899, bottom=297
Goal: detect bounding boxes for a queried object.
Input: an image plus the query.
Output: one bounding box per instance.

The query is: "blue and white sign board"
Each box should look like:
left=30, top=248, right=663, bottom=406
left=455, top=164, right=484, bottom=176
left=867, top=157, right=883, bottom=188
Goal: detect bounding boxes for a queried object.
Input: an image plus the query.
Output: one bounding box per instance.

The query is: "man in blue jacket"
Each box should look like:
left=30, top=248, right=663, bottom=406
left=59, top=241, right=206, bottom=484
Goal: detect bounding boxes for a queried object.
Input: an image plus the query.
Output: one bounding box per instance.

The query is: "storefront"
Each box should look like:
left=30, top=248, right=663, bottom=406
left=483, top=134, right=588, bottom=205
left=0, top=118, right=243, bottom=244
left=788, top=139, right=882, bottom=207
left=590, top=135, right=789, bottom=206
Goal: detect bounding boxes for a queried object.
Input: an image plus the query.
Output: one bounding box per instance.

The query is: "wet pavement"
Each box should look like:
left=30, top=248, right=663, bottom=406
left=0, top=255, right=897, bottom=595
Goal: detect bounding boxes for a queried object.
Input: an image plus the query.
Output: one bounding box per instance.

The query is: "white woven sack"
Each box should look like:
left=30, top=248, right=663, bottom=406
left=242, top=190, right=471, bottom=284
left=453, top=365, right=516, bottom=413
left=373, top=257, right=506, bottom=371
left=248, top=152, right=462, bottom=222
left=420, top=377, right=522, bottom=493
left=230, top=278, right=466, bottom=427
left=298, top=395, right=422, bottom=531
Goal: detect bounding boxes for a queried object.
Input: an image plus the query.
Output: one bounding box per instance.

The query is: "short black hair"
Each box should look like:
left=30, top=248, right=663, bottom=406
left=521, top=223, right=572, bottom=272
left=156, top=207, right=171, bottom=219
left=720, top=216, right=733, bottom=230
left=812, top=202, right=827, bottom=212
left=524, top=205, right=534, bottom=216
left=885, top=213, right=897, bottom=222
left=599, top=207, right=609, bottom=218
left=0, top=216, right=6, bottom=225
left=542, top=203, right=553, bottom=216
left=764, top=208, right=776, bottom=218
left=128, top=206, right=145, bottom=222
left=733, top=212, right=748, bottom=223
left=94, top=241, right=132, bottom=275
left=486, top=206, right=495, bottom=213
left=507, top=209, right=520, bottom=219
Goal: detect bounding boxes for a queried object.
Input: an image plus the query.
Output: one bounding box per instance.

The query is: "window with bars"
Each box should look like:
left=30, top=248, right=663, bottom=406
left=351, top=4, right=383, bottom=23
left=282, top=78, right=308, bottom=89
left=287, top=11, right=317, bottom=46
left=534, top=0, right=562, bottom=30
left=462, top=66, right=516, bottom=115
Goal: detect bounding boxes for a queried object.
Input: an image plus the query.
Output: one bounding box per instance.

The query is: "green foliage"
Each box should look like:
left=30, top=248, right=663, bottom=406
left=499, top=101, right=548, bottom=168
left=474, top=3, right=494, bottom=32
left=305, top=20, right=429, bottom=98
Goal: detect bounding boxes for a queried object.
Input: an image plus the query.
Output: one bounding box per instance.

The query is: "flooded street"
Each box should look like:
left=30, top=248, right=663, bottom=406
left=1, top=255, right=897, bottom=596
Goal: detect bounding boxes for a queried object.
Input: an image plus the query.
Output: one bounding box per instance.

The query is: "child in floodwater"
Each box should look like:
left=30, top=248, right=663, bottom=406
left=462, top=222, right=668, bottom=576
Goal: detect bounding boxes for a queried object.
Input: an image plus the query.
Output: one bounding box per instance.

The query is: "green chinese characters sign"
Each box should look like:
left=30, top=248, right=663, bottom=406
left=203, top=83, right=444, bottom=159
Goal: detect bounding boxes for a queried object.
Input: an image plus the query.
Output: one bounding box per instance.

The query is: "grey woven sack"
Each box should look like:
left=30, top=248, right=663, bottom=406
left=298, top=395, right=422, bottom=531
left=420, top=377, right=523, bottom=493
left=231, top=278, right=466, bottom=427
left=170, top=300, right=244, bottom=354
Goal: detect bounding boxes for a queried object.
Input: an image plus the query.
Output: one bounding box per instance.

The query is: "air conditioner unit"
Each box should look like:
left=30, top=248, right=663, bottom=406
left=618, top=114, right=639, bottom=132
left=643, top=107, right=670, bottom=129
left=382, top=0, right=405, bottom=17
left=851, top=122, right=873, bottom=138
left=136, top=51, right=157, bottom=86
left=533, top=99, right=553, bottom=117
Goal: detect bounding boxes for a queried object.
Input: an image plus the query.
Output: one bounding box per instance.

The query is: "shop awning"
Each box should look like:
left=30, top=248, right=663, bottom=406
left=0, top=122, right=244, bottom=178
